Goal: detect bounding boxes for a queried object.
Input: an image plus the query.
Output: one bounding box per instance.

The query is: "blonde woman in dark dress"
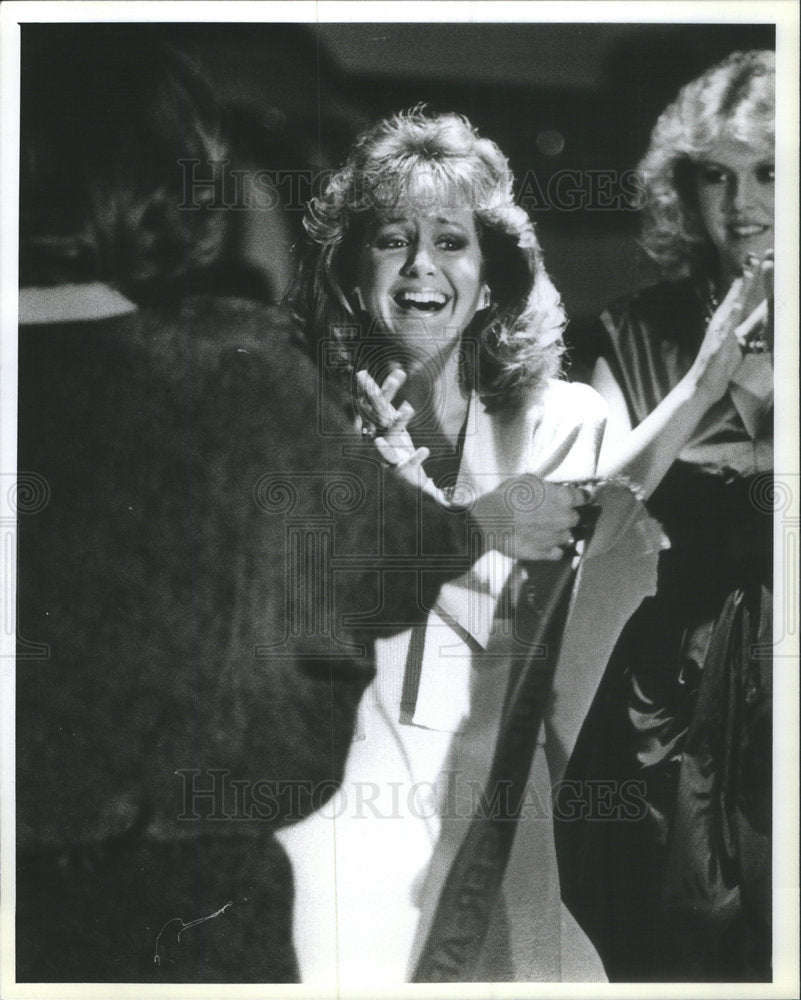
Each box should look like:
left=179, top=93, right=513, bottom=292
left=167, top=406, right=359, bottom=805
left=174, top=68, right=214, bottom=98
left=558, top=50, right=775, bottom=982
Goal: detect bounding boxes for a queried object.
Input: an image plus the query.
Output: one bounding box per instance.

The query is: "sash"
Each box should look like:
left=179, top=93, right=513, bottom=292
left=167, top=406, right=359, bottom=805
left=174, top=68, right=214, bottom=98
left=411, top=482, right=663, bottom=982
left=410, top=551, right=585, bottom=982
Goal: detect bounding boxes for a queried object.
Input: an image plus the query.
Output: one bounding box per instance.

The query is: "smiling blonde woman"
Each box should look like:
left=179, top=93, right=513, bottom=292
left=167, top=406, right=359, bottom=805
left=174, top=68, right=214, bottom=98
left=558, top=50, right=775, bottom=983
left=282, top=107, right=607, bottom=985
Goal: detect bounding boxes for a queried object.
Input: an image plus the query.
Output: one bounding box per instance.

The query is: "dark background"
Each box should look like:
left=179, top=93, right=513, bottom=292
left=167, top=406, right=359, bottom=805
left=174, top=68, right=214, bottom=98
left=25, top=20, right=775, bottom=375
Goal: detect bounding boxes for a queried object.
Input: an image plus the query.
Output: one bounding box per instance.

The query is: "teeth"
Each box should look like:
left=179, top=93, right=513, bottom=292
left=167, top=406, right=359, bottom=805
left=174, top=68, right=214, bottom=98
left=396, top=290, right=448, bottom=306
left=729, top=224, right=768, bottom=236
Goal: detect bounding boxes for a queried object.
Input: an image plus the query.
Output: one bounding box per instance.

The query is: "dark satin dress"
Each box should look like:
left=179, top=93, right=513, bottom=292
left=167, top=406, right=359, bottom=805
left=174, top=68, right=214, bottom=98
left=555, top=280, right=773, bottom=982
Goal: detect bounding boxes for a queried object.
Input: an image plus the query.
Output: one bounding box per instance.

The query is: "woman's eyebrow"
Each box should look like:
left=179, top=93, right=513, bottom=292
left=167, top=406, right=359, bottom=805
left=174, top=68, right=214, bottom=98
left=696, top=158, right=774, bottom=171
left=434, top=216, right=468, bottom=229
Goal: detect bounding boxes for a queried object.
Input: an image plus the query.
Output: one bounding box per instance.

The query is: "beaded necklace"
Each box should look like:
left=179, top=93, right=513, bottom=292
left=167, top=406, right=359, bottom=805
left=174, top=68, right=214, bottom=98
left=701, top=279, right=771, bottom=353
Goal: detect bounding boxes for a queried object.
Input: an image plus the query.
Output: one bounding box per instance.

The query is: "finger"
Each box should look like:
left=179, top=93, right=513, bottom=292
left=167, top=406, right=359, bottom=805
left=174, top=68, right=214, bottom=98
left=564, top=483, right=594, bottom=508
left=356, top=369, right=386, bottom=408
left=734, top=300, right=770, bottom=353
left=706, top=277, right=751, bottom=345
left=720, top=276, right=744, bottom=308
left=355, top=398, right=381, bottom=430
left=374, top=437, right=429, bottom=475
left=396, top=446, right=430, bottom=470
left=373, top=437, right=398, bottom=464
left=711, top=276, right=746, bottom=328
left=356, top=370, right=397, bottom=426
left=381, top=368, right=407, bottom=403
left=511, top=541, right=564, bottom=562
left=740, top=261, right=764, bottom=316
left=356, top=369, right=379, bottom=394
left=388, top=400, right=415, bottom=430
left=524, top=502, right=581, bottom=531
left=354, top=412, right=377, bottom=440
left=355, top=371, right=380, bottom=422
left=375, top=436, right=414, bottom=467
left=374, top=426, right=418, bottom=461
left=542, top=482, right=590, bottom=517
left=734, top=299, right=768, bottom=344
left=761, top=255, right=774, bottom=298
left=762, top=256, right=774, bottom=351
left=517, top=525, right=576, bottom=554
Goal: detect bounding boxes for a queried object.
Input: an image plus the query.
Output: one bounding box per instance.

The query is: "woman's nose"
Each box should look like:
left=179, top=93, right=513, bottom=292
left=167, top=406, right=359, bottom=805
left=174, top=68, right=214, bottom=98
left=402, top=242, right=436, bottom=277
left=730, top=172, right=758, bottom=213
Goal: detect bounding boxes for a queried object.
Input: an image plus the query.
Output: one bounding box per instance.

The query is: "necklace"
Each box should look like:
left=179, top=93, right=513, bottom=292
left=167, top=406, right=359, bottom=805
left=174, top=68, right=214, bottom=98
left=701, top=280, right=770, bottom=354
left=702, top=281, right=720, bottom=326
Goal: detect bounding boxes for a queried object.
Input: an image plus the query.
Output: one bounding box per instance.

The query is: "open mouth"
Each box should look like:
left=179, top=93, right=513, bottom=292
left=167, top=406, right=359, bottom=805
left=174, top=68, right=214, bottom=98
left=728, top=223, right=770, bottom=238
left=393, top=290, right=449, bottom=313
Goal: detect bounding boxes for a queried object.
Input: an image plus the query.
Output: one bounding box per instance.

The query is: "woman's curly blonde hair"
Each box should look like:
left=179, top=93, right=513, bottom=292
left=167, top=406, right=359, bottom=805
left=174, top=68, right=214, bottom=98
left=637, top=49, right=775, bottom=282
left=290, top=106, right=565, bottom=411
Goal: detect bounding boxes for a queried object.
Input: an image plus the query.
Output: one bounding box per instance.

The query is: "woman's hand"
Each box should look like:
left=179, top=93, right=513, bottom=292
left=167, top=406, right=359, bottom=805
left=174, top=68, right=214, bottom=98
left=594, top=249, right=774, bottom=502
left=736, top=249, right=773, bottom=354
left=355, top=369, right=434, bottom=492
left=691, top=251, right=773, bottom=401
left=355, top=370, right=588, bottom=559
left=471, top=477, right=590, bottom=562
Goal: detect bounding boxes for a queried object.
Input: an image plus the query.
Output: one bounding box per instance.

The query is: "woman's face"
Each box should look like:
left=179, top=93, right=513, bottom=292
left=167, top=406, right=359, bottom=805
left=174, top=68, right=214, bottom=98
left=694, top=136, right=774, bottom=283
left=356, top=209, right=484, bottom=361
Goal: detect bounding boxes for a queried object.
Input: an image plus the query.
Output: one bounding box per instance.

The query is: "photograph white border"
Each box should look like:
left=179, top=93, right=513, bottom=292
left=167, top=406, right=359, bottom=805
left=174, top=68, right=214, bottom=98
left=1, top=3, right=797, bottom=998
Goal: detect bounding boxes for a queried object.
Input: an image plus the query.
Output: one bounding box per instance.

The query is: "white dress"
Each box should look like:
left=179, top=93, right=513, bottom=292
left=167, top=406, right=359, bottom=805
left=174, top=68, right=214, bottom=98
left=276, top=379, right=609, bottom=987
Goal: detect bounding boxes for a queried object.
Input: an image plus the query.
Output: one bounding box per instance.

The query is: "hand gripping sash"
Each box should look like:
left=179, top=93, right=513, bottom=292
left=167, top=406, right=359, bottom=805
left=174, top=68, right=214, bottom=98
left=411, top=514, right=596, bottom=983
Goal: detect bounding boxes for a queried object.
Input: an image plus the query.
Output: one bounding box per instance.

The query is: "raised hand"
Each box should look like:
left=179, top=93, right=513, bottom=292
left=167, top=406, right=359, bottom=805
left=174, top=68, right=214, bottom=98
left=734, top=250, right=773, bottom=354
left=355, top=371, right=592, bottom=560
left=691, top=260, right=765, bottom=402
left=734, top=249, right=773, bottom=354
left=355, top=368, right=431, bottom=471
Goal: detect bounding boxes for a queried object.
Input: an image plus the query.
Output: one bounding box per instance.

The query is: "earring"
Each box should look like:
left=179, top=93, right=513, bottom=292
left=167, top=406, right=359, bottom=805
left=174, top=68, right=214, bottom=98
left=351, top=286, right=366, bottom=312
left=478, top=283, right=492, bottom=310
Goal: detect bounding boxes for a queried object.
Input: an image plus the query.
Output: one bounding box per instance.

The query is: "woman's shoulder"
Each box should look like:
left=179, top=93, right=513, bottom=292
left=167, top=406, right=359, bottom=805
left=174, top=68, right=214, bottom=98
left=523, top=379, right=606, bottom=479
left=601, top=278, right=703, bottom=341
left=537, top=378, right=608, bottom=424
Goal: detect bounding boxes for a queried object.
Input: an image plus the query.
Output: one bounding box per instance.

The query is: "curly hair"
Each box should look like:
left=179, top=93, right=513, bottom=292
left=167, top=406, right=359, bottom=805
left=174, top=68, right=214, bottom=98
left=19, top=25, right=228, bottom=296
left=637, top=49, right=775, bottom=281
left=289, top=107, right=565, bottom=411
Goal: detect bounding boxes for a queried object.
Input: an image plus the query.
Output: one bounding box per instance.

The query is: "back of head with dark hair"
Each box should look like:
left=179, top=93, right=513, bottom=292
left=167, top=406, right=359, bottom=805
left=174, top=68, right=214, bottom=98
left=19, top=25, right=227, bottom=294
